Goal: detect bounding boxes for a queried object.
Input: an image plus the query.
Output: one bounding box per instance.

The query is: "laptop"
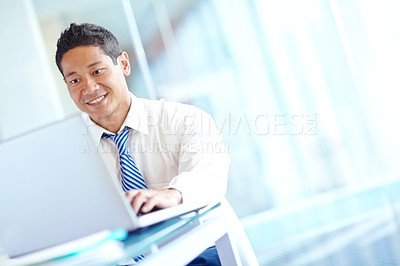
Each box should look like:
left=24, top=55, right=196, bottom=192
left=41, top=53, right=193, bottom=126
left=0, top=115, right=210, bottom=259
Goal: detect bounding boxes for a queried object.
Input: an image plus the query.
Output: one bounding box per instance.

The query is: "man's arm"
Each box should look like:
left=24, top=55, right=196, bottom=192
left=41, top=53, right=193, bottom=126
left=125, top=103, right=229, bottom=214
left=165, top=104, right=230, bottom=203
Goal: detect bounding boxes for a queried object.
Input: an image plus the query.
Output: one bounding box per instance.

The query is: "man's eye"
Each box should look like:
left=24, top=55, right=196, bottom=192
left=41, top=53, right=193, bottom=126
left=93, top=69, right=103, bottom=75
left=70, top=78, right=80, bottom=84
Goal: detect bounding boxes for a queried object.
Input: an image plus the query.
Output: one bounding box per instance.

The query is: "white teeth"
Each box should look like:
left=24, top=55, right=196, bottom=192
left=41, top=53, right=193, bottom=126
left=88, top=95, right=105, bottom=105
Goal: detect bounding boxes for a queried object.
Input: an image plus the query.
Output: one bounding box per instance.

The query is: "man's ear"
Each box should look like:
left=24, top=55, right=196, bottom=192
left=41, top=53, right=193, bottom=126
left=118, top=51, right=131, bottom=76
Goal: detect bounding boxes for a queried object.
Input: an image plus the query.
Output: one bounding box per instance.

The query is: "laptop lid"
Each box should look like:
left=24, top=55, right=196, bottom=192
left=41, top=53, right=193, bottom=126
left=0, top=115, right=138, bottom=258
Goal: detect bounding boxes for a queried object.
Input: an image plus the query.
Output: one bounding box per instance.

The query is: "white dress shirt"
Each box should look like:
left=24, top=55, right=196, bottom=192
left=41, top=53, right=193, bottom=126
left=83, top=93, right=230, bottom=203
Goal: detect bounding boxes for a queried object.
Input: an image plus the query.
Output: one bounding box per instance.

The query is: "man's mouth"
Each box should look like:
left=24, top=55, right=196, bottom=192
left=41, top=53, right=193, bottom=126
left=87, top=94, right=106, bottom=105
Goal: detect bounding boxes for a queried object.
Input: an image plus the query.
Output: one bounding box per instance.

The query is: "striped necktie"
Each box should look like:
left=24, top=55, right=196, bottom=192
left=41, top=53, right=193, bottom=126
left=102, top=127, right=147, bottom=262
left=102, top=127, right=147, bottom=191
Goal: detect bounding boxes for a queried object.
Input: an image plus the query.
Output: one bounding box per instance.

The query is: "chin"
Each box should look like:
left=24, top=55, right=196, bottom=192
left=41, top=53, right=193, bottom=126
left=89, top=111, right=115, bottom=122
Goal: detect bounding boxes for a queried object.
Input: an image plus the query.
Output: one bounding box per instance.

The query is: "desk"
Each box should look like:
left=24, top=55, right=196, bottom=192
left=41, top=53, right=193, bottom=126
left=2, top=200, right=258, bottom=266
left=114, top=202, right=245, bottom=266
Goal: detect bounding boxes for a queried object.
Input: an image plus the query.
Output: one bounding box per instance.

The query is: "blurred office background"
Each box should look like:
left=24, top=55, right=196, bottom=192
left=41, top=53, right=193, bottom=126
left=1, top=0, right=400, bottom=265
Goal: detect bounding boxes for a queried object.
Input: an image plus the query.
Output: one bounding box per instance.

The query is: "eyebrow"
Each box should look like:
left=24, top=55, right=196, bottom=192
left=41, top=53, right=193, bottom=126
left=65, top=61, right=103, bottom=79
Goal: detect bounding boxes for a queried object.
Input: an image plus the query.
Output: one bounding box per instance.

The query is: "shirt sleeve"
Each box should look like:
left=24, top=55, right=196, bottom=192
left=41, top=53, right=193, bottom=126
left=164, top=103, right=230, bottom=204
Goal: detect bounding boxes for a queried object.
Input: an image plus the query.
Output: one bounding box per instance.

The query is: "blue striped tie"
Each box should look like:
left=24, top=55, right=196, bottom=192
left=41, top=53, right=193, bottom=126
left=102, top=127, right=147, bottom=262
left=102, top=127, right=147, bottom=191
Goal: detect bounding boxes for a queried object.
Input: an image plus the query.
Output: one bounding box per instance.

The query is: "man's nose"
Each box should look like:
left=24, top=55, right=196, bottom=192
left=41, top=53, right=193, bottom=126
left=82, top=77, right=99, bottom=94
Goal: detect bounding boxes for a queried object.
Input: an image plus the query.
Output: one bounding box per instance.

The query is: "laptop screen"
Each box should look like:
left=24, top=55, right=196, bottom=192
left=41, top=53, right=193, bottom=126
left=0, top=115, right=136, bottom=258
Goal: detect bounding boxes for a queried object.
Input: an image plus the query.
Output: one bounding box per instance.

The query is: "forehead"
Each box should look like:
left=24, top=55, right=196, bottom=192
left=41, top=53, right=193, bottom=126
left=60, top=46, right=112, bottom=76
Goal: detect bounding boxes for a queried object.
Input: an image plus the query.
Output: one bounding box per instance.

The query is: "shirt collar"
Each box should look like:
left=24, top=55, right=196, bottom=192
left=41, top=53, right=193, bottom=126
left=82, top=92, right=149, bottom=146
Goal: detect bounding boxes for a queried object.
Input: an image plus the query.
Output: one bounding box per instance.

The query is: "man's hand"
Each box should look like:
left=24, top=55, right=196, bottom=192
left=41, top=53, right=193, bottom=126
left=125, top=188, right=182, bottom=214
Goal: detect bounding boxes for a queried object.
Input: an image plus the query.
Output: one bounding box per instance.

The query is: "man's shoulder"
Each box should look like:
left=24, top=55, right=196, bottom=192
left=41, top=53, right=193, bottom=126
left=139, top=97, right=204, bottom=117
left=138, top=98, right=213, bottom=134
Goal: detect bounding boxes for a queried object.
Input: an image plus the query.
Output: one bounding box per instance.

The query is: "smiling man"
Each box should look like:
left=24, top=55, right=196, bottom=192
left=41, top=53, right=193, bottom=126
left=55, top=23, right=229, bottom=265
left=61, top=45, right=131, bottom=133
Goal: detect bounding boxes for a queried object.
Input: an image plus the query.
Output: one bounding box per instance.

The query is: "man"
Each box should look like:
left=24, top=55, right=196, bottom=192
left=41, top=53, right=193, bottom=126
left=55, top=23, right=229, bottom=264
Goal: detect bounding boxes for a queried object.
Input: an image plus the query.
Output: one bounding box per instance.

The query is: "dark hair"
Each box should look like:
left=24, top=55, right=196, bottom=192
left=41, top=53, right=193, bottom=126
left=55, top=23, right=122, bottom=75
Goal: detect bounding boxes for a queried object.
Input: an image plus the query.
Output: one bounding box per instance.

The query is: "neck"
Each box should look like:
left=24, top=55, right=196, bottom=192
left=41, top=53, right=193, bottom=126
left=92, top=97, right=131, bottom=134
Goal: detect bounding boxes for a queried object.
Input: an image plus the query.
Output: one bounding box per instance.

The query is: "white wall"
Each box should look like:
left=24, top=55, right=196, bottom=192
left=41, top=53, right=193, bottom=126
left=0, top=0, right=64, bottom=140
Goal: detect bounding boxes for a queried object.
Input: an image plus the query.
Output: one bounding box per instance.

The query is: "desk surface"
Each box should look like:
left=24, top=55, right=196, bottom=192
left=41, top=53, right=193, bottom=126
left=118, top=203, right=222, bottom=264
left=3, top=202, right=245, bottom=266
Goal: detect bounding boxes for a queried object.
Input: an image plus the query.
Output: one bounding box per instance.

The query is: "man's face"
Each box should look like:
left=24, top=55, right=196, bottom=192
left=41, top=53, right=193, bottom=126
left=60, top=45, right=131, bottom=124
